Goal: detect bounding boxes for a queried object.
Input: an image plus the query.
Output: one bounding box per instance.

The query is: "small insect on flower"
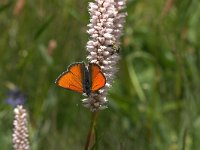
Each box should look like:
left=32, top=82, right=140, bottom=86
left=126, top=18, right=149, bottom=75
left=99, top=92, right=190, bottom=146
left=55, top=62, right=106, bottom=96
left=107, top=42, right=120, bottom=55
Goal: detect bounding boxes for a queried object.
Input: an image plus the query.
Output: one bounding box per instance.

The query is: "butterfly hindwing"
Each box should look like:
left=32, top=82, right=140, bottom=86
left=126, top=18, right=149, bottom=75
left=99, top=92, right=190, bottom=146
left=55, top=62, right=85, bottom=93
left=89, top=63, right=106, bottom=92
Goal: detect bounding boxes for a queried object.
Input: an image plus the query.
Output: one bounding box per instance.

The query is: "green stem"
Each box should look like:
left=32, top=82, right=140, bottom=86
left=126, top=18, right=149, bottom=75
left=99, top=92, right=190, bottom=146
left=84, top=111, right=98, bottom=150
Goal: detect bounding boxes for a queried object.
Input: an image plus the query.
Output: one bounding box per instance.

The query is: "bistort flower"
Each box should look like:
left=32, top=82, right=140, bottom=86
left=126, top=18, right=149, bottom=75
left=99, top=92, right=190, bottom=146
left=13, top=105, right=30, bottom=150
left=82, top=0, right=127, bottom=111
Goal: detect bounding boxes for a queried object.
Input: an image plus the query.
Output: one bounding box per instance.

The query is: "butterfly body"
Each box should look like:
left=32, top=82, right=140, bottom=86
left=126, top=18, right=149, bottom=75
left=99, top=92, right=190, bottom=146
left=55, top=62, right=106, bottom=96
left=82, top=64, right=91, bottom=95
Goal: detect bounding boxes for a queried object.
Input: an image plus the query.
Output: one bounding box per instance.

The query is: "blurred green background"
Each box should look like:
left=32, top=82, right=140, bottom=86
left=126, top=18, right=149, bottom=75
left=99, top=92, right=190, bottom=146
left=0, top=0, right=200, bottom=149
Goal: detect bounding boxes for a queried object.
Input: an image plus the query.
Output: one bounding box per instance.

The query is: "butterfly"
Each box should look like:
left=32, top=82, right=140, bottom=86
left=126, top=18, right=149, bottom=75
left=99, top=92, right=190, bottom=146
left=55, top=62, right=106, bottom=96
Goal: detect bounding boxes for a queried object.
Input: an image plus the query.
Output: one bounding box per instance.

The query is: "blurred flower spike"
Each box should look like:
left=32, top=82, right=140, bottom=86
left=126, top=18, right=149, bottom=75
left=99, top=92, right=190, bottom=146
left=13, top=0, right=26, bottom=16
left=6, top=88, right=26, bottom=107
left=47, top=39, right=57, bottom=56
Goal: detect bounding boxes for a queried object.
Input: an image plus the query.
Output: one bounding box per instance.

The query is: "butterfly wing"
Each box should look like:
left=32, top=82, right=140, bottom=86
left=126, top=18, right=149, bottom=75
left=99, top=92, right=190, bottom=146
left=55, top=62, right=85, bottom=93
left=89, top=63, right=106, bottom=92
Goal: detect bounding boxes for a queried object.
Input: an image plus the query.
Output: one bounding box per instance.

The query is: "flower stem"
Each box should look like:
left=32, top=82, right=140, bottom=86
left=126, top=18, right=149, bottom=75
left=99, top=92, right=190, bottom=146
left=84, top=111, right=98, bottom=150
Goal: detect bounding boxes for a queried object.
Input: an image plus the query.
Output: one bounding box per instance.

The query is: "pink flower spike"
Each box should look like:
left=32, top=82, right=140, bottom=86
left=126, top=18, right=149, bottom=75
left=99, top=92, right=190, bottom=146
left=84, top=0, right=127, bottom=111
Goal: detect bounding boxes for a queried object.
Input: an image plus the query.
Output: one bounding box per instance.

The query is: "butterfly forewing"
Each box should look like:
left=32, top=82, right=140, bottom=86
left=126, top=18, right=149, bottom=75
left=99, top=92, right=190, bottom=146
left=55, top=62, right=85, bottom=93
left=89, top=63, right=106, bottom=92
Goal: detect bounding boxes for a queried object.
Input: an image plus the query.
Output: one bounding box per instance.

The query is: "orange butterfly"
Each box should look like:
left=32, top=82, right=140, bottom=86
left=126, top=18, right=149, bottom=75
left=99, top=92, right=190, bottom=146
left=55, top=62, right=106, bottom=96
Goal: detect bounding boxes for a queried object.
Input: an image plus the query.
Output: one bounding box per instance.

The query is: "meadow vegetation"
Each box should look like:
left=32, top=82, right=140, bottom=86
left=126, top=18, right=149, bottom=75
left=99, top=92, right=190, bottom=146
left=0, top=0, right=200, bottom=149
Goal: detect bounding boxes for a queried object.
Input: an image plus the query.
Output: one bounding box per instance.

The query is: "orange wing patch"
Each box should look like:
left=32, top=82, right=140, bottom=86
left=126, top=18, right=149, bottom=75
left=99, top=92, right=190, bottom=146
left=55, top=62, right=84, bottom=93
left=89, top=63, right=106, bottom=92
